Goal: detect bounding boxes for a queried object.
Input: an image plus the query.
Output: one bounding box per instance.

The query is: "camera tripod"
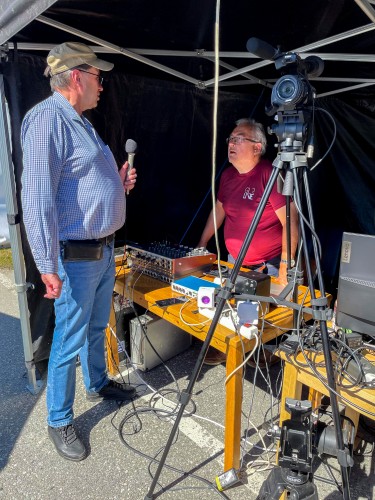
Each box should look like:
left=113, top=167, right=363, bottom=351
left=257, top=466, right=318, bottom=500
left=258, top=398, right=318, bottom=500
left=261, top=113, right=352, bottom=499
left=144, top=109, right=352, bottom=499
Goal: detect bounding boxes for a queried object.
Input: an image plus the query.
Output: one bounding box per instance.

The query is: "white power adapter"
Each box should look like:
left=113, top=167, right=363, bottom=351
left=237, top=300, right=259, bottom=326
left=197, top=286, right=216, bottom=309
left=240, top=324, right=258, bottom=340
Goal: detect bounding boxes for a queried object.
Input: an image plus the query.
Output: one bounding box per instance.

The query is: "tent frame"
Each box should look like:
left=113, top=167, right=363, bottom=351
left=0, top=74, right=42, bottom=394
left=2, top=12, right=375, bottom=97
left=0, top=0, right=375, bottom=393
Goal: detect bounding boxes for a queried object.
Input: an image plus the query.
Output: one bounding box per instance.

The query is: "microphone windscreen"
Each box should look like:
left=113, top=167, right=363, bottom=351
left=246, top=37, right=277, bottom=60
left=304, top=56, right=324, bottom=78
left=125, top=139, right=137, bottom=154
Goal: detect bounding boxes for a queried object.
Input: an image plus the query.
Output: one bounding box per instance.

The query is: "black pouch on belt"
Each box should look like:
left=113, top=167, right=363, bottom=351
left=62, top=240, right=103, bottom=261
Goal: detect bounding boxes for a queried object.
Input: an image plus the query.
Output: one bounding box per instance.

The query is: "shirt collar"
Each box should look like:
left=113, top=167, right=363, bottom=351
left=52, top=91, right=84, bottom=123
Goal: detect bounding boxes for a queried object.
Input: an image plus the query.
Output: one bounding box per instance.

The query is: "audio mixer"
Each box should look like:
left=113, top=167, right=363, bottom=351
left=126, top=241, right=216, bottom=283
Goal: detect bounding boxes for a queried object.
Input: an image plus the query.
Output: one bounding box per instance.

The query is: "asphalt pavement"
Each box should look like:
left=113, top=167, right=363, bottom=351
left=0, top=268, right=374, bottom=500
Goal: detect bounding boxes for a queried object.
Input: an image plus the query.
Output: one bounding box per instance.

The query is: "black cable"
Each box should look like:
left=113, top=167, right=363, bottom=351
left=117, top=404, right=229, bottom=499
left=310, top=107, right=337, bottom=172
left=112, top=262, right=185, bottom=394
left=291, top=330, right=375, bottom=418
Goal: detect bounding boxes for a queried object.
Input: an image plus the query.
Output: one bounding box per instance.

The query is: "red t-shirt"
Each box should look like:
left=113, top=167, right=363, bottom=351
left=217, top=159, right=286, bottom=265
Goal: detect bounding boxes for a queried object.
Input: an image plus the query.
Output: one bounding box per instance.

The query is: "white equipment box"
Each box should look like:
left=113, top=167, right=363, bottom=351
left=130, top=312, right=192, bottom=371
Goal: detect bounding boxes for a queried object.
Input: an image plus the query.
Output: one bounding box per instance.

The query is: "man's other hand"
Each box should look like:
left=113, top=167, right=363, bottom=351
left=41, top=273, right=63, bottom=299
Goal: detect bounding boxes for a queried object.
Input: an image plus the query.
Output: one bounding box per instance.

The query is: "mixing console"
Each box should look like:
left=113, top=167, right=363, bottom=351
left=126, top=241, right=216, bottom=282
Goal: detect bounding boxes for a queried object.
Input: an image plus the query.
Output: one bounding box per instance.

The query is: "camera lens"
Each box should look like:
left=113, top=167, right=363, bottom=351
left=277, top=78, right=296, bottom=99
left=271, top=74, right=307, bottom=109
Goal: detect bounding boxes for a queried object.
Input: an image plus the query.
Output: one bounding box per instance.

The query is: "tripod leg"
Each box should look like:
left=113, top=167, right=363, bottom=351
left=291, top=166, right=351, bottom=499
left=224, top=340, right=244, bottom=470
left=144, top=162, right=283, bottom=499
left=288, top=481, right=319, bottom=500
left=257, top=467, right=287, bottom=500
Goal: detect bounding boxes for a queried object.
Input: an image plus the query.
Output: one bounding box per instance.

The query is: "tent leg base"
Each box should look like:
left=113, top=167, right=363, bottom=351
left=26, top=368, right=44, bottom=395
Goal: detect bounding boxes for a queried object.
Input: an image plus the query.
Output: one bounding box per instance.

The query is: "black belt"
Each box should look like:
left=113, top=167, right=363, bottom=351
left=96, top=233, right=115, bottom=246
left=242, top=263, right=264, bottom=271
left=60, top=234, right=115, bottom=246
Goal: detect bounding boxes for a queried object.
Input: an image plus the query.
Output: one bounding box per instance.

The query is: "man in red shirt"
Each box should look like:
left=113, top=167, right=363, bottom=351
left=198, top=118, right=298, bottom=365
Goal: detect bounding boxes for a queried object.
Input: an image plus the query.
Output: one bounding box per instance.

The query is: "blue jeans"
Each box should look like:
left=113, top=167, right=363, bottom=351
left=227, top=254, right=280, bottom=278
left=47, top=243, right=115, bottom=428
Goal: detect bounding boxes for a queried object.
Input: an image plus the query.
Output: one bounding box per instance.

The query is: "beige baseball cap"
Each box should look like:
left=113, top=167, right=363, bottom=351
left=46, top=42, right=114, bottom=75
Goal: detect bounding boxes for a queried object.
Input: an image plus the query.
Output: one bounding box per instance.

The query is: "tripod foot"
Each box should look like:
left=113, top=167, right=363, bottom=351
left=257, top=467, right=318, bottom=500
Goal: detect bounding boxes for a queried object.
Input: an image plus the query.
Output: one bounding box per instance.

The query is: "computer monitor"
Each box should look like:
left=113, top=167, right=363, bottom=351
left=336, top=232, right=375, bottom=338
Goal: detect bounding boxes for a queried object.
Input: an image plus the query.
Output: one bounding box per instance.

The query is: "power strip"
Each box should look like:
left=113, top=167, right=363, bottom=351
left=198, top=306, right=258, bottom=339
left=345, top=354, right=375, bottom=386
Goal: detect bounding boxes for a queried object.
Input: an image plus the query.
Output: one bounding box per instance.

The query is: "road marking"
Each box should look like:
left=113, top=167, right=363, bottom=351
left=132, top=389, right=257, bottom=494
left=140, top=391, right=223, bottom=450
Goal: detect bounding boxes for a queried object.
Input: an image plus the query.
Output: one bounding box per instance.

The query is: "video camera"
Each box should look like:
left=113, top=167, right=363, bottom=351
left=247, top=38, right=324, bottom=151
left=247, top=37, right=324, bottom=115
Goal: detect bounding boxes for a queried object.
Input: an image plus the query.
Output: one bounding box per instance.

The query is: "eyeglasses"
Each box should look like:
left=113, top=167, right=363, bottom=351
left=226, top=136, right=259, bottom=145
left=78, top=69, right=104, bottom=85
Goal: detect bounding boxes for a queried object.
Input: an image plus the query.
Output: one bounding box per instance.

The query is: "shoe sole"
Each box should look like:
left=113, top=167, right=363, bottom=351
left=86, top=392, right=136, bottom=402
left=53, top=446, right=87, bottom=462
left=48, top=434, right=87, bottom=462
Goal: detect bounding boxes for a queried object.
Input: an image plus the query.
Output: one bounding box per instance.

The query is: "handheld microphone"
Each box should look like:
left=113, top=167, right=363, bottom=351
left=125, top=139, right=137, bottom=195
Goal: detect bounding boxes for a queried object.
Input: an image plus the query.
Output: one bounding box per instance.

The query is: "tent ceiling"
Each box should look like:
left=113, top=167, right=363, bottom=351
left=1, top=0, right=375, bottom=97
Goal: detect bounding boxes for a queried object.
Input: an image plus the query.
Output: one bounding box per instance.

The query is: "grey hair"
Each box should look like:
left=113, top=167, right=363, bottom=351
left=235, top=118, right=267, bottom=155
left=45, top=64, right=92, bottom=92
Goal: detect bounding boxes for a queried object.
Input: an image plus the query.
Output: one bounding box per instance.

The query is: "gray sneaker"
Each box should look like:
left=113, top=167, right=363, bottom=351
left=48, top=424, right=87, bottom=461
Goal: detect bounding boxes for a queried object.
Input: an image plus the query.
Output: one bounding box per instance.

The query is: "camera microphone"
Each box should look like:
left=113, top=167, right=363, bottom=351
left=303, top=56, right=324, bottom=78
left=247, top=38, right=324, bottom=79
left=246, top=37, right=279, bottom=60
left=125, top=139, right=137, bottom=195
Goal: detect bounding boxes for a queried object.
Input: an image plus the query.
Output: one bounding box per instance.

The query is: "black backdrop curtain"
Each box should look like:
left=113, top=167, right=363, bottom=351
left=3, top=52, right=375, bottom=362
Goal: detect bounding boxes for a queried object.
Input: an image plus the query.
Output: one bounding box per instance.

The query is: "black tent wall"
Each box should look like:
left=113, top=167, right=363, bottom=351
left=3, top=52, right=375, bottom=362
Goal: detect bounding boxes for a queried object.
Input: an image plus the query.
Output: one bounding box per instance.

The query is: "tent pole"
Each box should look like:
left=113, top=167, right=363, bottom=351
left=355, top=0, right=375, bottom=23
left=36, top=15, right=200, bottom=86
left=0, top=74, right=42, bottom=395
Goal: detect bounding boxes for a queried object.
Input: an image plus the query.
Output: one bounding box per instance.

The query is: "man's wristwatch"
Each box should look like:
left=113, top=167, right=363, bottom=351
left=280, top=258, right=295, bottom=267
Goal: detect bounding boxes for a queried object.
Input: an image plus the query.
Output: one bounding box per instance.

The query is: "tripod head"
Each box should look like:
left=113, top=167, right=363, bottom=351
left=258, top=398, right=355, bottom=499
left=272, top=399, right=314, bottom=479
left=257, top=399, right=317, bottom=500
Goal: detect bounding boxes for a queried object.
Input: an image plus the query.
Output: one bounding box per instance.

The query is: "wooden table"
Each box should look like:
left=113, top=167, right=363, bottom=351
left=112, top=266, right=322, bottom=471
left=278, top=349, right=375, bottom=441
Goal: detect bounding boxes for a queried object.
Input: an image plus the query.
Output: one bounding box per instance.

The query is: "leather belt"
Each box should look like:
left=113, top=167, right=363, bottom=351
left=97, top=233, right=115, bottom=246
left=60, top=234, right=115, bottom=246
left=242, top=263, right=264, bottom=271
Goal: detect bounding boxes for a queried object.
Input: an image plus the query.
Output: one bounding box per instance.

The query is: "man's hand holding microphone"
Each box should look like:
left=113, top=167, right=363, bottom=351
left=119, top=139, right=138, bottom=194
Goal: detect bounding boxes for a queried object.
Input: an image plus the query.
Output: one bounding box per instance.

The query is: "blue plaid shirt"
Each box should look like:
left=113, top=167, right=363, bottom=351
left=21, top=92, right=125, bottom=274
